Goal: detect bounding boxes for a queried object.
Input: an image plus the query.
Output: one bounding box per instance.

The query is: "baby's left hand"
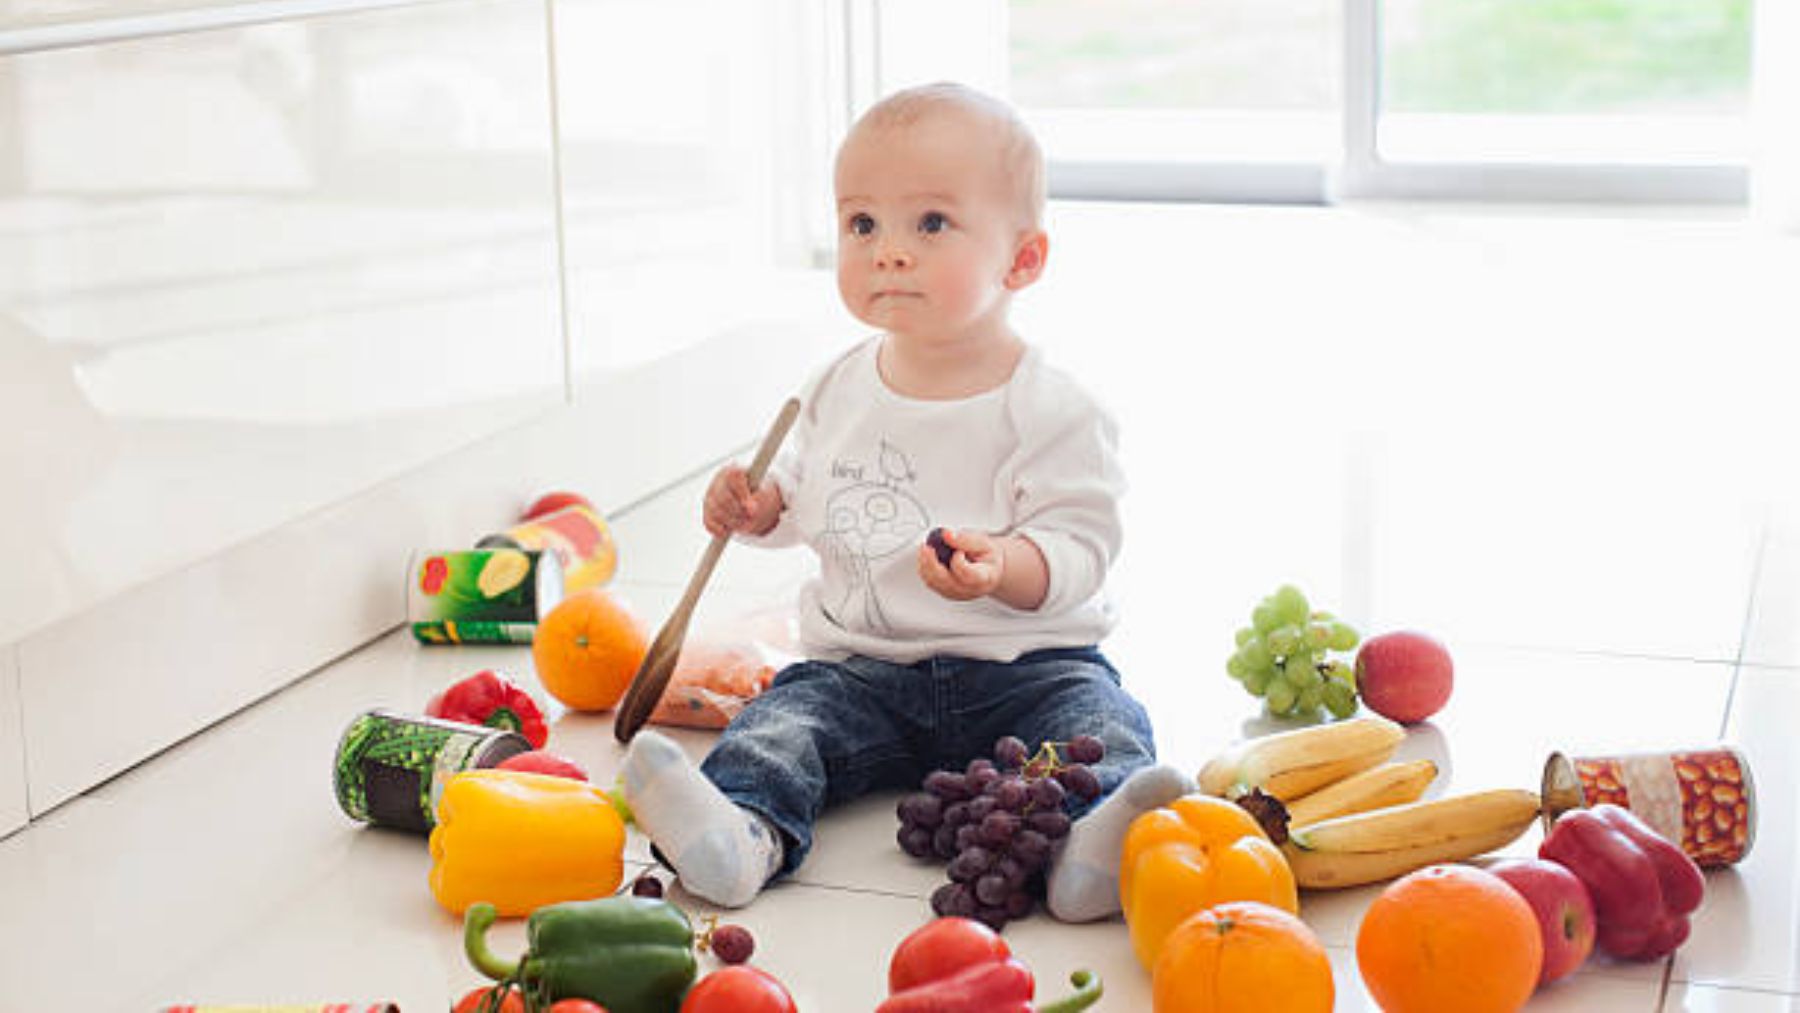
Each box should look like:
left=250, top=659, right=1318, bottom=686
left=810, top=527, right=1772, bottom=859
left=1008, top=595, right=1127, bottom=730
left=918, top=528, right=1003, bottom=601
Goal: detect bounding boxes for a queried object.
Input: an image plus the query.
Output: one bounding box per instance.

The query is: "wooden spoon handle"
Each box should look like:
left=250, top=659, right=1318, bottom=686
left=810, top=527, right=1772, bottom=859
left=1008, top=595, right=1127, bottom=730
left=662, top=395, right=798, bottom=624
left=613, top=397, right=801, bottom=742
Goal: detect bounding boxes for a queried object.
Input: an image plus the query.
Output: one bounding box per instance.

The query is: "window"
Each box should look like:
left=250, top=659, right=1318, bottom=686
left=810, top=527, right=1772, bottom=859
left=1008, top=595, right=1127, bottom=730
left=1009, top=0, right=1339, bottom=201
left=995, top=0, right=1752, bottom=202
left=1380, top=0, right=1751, bottom=164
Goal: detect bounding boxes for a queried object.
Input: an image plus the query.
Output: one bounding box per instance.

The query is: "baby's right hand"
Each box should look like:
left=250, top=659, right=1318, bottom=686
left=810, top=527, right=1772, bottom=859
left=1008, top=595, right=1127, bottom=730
left=703, top=464, right=783, bottom=538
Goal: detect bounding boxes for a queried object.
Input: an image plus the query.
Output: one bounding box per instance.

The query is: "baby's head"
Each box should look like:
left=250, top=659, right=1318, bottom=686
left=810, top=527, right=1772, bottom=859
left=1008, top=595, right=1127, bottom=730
left=840, top=82, right=1045, bottom=231
left=834, top=83, right=1049, bottom=342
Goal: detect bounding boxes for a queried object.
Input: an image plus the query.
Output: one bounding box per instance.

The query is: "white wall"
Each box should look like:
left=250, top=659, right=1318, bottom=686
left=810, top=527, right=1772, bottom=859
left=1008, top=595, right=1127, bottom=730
left=0, top=0, right=847, bottom=830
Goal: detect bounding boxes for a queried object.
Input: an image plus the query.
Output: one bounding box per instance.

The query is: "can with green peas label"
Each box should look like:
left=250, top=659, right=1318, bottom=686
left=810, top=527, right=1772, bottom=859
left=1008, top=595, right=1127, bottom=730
left=332, top=709, right=531, bottom=833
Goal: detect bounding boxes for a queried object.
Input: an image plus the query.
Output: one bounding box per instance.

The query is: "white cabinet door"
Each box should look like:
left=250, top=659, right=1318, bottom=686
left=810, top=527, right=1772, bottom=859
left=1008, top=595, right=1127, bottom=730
left=0, top=0, right=565, bottom=649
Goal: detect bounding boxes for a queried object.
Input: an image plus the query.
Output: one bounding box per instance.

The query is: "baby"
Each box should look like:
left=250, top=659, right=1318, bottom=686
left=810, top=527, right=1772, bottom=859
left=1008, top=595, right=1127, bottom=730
left=620, top=82, right=1193, bottom=922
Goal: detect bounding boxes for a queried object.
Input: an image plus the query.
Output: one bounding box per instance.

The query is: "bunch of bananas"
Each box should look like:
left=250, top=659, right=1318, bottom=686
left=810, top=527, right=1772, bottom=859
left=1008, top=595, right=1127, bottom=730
left=1199, top=716, right=1542, bottom=889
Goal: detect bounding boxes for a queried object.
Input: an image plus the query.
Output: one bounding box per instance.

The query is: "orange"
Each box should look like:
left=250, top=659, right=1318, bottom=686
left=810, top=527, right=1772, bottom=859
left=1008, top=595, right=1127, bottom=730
left=1356, top=864, right=1543, bottom=1013
left=1153, top=901, right=1334, bottom=1013
left=531, top=589, right=648, bottom=710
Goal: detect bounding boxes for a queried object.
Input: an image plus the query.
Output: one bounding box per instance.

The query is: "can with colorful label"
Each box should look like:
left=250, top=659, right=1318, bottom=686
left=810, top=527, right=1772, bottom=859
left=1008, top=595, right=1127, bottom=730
left=333, top=709, right=531, bottom=833
left=477, top=503, right=618, bottom=594
left=1541, top=745, right=1756, bottom=867
left=409, top=548, right=563, bottom=645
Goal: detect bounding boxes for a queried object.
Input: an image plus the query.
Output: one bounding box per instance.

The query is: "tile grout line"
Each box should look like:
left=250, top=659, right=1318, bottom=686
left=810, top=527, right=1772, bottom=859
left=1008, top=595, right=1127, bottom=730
left=778, top=878, right=929, bottom=903
left=1716, top=506, right=1771, bottom=741
left=1662, top=505, right=1770, bottom=1012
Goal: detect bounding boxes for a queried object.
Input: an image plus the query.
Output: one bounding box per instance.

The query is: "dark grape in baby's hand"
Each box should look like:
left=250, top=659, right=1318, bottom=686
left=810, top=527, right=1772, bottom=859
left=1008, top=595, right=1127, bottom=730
left=927, top=527, right=955, bottom=567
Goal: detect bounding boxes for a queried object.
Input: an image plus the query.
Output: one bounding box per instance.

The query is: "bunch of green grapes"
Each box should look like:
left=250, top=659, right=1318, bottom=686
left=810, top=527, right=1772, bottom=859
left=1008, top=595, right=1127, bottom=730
left=1225, top=584, right=1361, bottom=720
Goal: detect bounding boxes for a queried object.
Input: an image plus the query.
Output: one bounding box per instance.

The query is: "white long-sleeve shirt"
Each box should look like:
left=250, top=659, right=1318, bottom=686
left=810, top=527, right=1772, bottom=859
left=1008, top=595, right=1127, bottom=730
left=747, top=337, right=1124, bottom=663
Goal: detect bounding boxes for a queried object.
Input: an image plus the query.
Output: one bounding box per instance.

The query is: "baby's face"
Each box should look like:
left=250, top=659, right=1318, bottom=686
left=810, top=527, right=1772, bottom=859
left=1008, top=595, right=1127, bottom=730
left=833, top=110, right=1033, bottom=348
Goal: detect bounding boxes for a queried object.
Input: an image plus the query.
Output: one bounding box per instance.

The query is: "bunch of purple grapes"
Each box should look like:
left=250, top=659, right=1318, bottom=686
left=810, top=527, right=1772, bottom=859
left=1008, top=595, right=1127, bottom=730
left=895, top=733, right=1107, bottom=931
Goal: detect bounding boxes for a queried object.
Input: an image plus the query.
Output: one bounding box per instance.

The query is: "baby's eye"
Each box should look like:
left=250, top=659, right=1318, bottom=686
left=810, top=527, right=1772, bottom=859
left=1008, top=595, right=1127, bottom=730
left=847, top=212, right=875, bottom=237
left=918, top=211, right=948, bottom=235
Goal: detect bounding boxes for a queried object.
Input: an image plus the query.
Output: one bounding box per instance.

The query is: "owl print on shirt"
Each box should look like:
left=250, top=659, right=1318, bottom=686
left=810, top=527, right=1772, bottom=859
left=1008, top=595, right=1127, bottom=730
left=820, top=438, right=929, bottom=632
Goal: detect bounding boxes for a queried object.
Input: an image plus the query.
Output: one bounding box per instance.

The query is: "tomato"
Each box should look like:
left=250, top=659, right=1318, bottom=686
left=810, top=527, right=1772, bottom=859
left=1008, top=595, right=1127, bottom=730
left=679, top=965, right=798, bottom=1013
left=522, top=491, right=594, bottom=521
left=546, top=1001, right=610, bottom=1013
left=452, top=986, right=525, bottom=1013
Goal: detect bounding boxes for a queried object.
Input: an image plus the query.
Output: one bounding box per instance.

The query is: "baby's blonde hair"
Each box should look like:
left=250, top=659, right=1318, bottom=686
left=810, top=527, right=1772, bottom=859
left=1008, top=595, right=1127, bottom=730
left=848, top=82, right=1047, bottom=230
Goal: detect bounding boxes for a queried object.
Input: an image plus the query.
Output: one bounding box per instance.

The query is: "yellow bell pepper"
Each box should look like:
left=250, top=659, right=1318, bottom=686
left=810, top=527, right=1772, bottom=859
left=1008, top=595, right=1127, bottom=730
left=1119, top=793, right=1298, bottom=970
left=429, top=769, right=626, bottom=916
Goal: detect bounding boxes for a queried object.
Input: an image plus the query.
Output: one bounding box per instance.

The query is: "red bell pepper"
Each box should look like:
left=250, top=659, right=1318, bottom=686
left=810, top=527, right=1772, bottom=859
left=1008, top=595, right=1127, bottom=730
left=878, top=917, right=1103, bottom=1013
left=1539, top=803, right=1705, bottom=961
left=426, top=670, right=549, bottom=748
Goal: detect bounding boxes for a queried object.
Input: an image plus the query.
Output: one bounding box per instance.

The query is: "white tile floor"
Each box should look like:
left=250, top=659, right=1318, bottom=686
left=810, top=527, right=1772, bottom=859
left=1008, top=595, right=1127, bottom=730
left=2, top=202, right=1796, bottom=1010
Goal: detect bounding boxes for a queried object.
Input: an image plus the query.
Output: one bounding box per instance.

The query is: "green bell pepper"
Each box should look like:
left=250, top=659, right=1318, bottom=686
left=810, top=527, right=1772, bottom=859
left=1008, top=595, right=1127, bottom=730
left=464, top=896, right=697, bottom=1013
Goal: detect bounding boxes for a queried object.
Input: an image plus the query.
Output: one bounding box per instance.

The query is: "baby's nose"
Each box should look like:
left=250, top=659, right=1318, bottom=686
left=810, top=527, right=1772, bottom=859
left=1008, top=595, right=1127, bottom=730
left=874, top=242, right=914, bottom=270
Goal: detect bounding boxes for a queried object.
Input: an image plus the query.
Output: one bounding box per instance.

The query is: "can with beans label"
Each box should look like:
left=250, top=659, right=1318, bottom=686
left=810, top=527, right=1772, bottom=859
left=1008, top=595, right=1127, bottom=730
left=1541, top=746, right=1756, bottom=867
left=332, top=709, right=532, bottom=833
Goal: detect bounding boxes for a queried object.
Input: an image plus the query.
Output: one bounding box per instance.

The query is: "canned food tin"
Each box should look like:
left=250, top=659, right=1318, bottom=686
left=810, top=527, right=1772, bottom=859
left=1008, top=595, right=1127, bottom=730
left=332, top=709, right=531, bottom=833
left=477, top=503, right=618, bottom=594
left=1542, top=746, right=1756, bottom=867
left=409, top=548, right=563, bottom=645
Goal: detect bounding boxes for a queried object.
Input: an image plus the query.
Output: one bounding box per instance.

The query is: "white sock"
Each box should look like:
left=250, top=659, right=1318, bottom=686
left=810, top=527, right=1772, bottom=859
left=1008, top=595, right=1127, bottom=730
left=1047, top=764, right=1197, bottom=922
left=620, top=730, right=782, bottom=908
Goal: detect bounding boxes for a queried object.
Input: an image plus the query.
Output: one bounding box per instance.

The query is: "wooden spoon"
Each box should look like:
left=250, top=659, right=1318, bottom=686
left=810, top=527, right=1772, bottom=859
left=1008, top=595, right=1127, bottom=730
left=613, top=396, right=802, bottom=742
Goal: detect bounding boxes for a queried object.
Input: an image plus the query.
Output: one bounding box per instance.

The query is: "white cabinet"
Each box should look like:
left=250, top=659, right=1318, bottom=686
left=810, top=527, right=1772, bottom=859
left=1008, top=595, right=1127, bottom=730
left=0, top=0, right=845, bottom=815
left=0, top=0, right=564, bottom=812
left=0, top=0, right=566, bottom=650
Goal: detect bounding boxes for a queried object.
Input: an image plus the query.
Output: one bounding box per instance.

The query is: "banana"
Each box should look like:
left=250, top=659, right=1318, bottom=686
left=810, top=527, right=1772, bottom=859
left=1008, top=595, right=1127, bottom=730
left=1197, top=715, right=1406, bottom=801
left=1282, top=758, right=1439, bottom=829
left=1281, top=788, right=1542, bottom=890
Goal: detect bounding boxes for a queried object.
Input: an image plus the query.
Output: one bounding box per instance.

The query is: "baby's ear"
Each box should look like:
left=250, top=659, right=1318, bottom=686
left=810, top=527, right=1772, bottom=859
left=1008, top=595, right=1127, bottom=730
left=1005, top=230, right=1050, bottom=290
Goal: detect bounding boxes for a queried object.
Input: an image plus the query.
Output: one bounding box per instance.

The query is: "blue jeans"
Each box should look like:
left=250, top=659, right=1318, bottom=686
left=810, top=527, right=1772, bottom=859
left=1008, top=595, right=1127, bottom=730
left=699, top=646, right=1156, bottom=878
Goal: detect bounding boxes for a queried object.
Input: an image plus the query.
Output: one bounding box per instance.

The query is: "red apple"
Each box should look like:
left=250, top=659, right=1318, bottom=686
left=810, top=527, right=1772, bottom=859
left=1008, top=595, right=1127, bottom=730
left=1490, top=857, right=1597, bottom=986
left=521, top=490, right=593, bottom=521
left=1354, top=630, right=1453, bottom=723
